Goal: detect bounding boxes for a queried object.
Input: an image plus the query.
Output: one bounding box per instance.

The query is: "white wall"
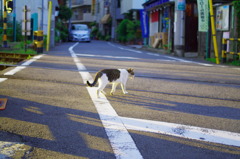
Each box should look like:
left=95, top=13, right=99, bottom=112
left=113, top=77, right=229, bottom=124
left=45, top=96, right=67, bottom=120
left=121, top=0, right=132, bottom=14
left=15, top=0, right=58, bottom=35
left=132, top=0, right=145, bottom=10
left=121, top=0, right=145, bottom=14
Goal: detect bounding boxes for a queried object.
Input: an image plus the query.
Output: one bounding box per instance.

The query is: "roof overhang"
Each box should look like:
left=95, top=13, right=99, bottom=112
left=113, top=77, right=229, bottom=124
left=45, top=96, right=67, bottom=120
left=101, top=14, right=111, bottom=24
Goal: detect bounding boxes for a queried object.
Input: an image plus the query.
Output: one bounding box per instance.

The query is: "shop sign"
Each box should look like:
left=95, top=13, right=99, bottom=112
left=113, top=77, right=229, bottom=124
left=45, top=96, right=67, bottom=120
left=140, top=9, right=149, bottom=38
left=176, top=0, right=186, bottom=11
left=197, top=0, right=209, bottom=32
left=144, top=0, right=170, bottom=11
left=216, top=5, right=230, bottom=31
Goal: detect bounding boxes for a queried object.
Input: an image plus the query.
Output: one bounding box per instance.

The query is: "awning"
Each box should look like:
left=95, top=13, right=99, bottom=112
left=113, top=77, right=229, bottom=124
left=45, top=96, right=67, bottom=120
left=101, top=14, right=111, bottom=24
left=143, top=0, right=174, bottom=11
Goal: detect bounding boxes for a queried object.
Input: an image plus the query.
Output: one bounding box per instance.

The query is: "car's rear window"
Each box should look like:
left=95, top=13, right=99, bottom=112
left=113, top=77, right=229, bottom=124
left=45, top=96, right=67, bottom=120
left=72, top=25, right=88, bottom=31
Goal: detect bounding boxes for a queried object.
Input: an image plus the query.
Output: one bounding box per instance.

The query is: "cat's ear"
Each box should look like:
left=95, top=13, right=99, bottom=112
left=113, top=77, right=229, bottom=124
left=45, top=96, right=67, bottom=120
left=127, top=68, right=134, bottom=73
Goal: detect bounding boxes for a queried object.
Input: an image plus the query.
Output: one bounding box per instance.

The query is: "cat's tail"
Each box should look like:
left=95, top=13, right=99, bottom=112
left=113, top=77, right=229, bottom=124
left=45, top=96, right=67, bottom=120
left=86, top=72, right=102, bottom=87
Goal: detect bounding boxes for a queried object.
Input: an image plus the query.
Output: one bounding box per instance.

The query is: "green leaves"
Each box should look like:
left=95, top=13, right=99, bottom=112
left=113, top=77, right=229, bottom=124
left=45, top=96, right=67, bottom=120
left=58, top=5, right=72, bottom=21
left=116, top=19, right=140, bottom=43
left=233, top=0, right=240, bottom=15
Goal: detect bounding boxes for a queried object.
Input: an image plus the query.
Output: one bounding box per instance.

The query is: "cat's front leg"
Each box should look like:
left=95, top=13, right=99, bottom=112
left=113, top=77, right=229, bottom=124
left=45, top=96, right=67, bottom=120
left=101, top=90, right=107, bottom=95
left=121, top=83, right=128, bottom=94
left=110, top=83, right=118, bottom=95
left=96, top=89, right=100, bottom=98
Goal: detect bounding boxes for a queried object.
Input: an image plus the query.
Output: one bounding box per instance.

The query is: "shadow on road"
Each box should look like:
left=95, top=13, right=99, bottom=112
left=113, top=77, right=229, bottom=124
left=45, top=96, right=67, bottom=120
left=0, top=95, right=114, bottom=158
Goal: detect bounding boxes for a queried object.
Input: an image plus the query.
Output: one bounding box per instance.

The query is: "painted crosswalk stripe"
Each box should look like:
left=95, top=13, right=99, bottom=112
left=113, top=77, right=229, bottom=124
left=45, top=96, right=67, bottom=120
left=69, top=43, right=143, bottom=159
left=120, top=117, right=240, bottom=147
left=147, top=53, right=160, bottom=56
left=4, top=54, right=44, bottom=75
left=0, top=78, right=7, bottom=83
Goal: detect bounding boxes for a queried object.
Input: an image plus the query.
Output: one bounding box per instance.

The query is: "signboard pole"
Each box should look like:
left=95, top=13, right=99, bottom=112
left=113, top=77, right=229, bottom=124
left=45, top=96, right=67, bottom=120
left=209, top=0, right=220, bottom=64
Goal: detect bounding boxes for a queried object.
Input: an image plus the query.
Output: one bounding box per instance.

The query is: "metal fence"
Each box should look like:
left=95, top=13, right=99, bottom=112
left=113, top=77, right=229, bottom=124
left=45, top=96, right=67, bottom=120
left=222, top=38, right=240, bottom=63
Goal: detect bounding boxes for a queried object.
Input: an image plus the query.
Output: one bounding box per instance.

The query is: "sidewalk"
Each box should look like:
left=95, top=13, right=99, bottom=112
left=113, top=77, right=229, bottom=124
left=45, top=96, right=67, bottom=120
left=127, top=44, right=214, bottom=64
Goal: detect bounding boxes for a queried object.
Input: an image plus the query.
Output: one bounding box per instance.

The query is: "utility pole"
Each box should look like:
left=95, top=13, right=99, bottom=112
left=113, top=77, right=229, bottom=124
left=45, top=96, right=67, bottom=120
left=208, top=0, right=220, bottom=64
left=46, top=1, right=52, bottom=51
left=111, top=0, right=116, bottom=41
left=174, top=0, right=186, bottom=57
left=13, top=0, right=16, bottom=41
left=40, top=0, right=44, bottom=30
left=22, top=5, right=31, bottom=52
left=3, top=0, right=8, bottom=47
left=2, top=0, right=13, bottom=47
left=68, top=0, right=72, bottom=33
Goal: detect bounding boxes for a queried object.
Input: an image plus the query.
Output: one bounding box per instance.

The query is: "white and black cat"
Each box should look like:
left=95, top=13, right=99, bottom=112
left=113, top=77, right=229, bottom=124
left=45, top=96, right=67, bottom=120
left=87, top=68, right=134, bottom=98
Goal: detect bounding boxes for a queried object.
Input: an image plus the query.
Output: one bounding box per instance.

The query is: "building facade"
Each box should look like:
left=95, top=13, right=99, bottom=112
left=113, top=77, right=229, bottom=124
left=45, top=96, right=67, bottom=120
left=5, top=0, right=59, bottom=48
left=70, top=0, right=94, bottom=24
left=143, top=0, right=235, bottom=59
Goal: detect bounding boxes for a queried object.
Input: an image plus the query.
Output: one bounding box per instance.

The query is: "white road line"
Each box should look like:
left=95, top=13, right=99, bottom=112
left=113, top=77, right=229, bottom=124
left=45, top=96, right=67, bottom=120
left=157, top=59, right=176, bottom=62
left=4, top=54, right=44, bottom=75
left=69, top=43, right=143, bottom=159
left=118, top=47, right=125, bottom=50
left=108, top=42, right=223, bottom=67
left=0, top=78, right=8, bottom=83
left=0, top=141, right=25, bottom=158
left=166, top=56, right=214, bottom=66
left=120, top=117, right=240, bottom=147
left=147, top=53, right=160, bottom=57
left=123, top=48, right=142, bottom=54
left=107, top=42, right=142, bottom=54
left=69, top=43, right=92, bottom=84
left=108, top=42, right=116, bottom=47
left=70, top=43, right=240, bottom=152
left=76, top=53, right=140, bottom=60
left=233, top=68, right=240, bottom=71
left=87, top=88, right=143, bottom=159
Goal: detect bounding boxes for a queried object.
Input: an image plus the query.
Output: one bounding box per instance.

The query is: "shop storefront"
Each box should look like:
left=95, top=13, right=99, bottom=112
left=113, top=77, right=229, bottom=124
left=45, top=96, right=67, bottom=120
left=143, top=0, right=175, bottom=52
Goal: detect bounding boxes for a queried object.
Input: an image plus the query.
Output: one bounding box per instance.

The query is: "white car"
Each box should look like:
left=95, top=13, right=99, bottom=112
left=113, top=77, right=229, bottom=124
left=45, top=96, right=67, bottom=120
left=69, top=24, right=91, bottom=42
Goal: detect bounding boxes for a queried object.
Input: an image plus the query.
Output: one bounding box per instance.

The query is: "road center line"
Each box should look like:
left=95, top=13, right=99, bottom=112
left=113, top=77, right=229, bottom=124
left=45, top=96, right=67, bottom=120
left=69, top=43, right=143, bottom=159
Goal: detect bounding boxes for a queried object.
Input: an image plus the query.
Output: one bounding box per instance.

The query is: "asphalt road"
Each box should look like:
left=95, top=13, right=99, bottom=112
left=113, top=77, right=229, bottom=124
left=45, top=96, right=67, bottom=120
left=0, top=40, right=240, bottom=159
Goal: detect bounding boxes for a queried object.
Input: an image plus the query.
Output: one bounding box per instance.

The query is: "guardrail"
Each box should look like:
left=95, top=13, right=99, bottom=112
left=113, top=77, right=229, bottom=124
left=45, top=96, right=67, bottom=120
left=222, top=38, right=240, bottom=63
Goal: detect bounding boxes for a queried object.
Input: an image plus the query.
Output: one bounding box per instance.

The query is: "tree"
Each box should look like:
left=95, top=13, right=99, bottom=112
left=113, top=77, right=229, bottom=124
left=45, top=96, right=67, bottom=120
left=56, top=5, right=72, bottom=42
left=116, top=19, right=140, bottom=43
left=58, top=5, right=72, bottom=21
left=116, top=19, right=128, bottom=43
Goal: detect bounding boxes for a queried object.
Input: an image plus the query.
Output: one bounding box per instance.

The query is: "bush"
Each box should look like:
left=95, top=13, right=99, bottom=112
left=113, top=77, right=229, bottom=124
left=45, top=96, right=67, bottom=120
left=91, top=27, right=98, bottom=39
left=105, top=35, right=111, bottom=41
left=55, top=19, right=69, bottom=42
left=116, top=19, right=141, bottom=43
